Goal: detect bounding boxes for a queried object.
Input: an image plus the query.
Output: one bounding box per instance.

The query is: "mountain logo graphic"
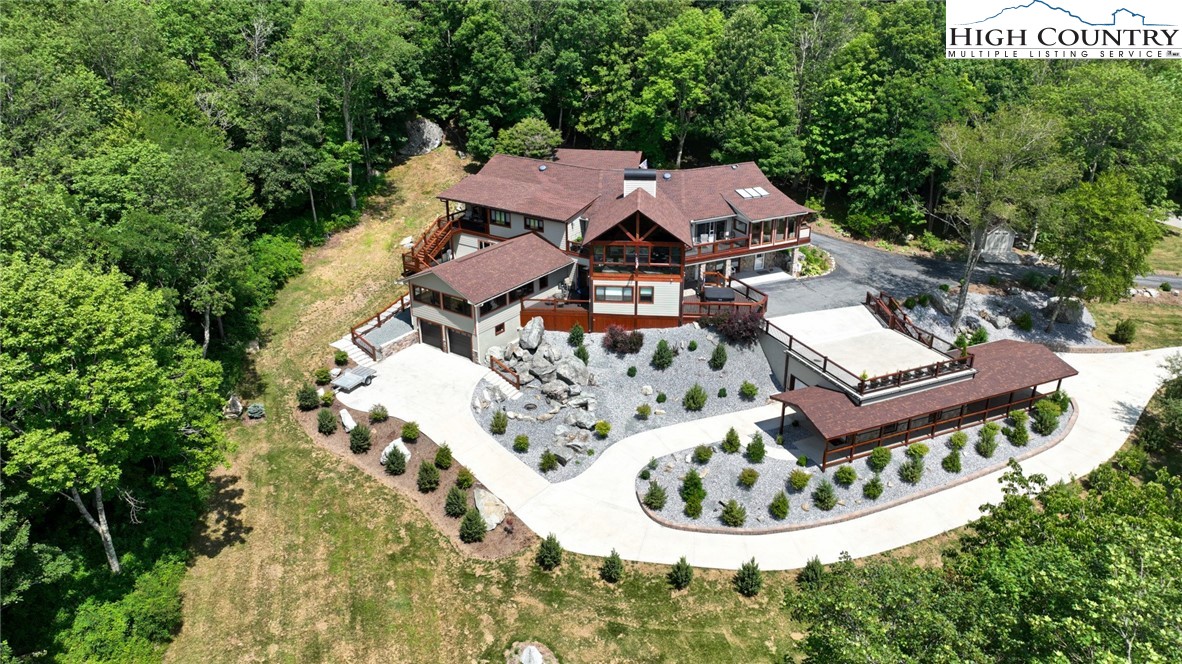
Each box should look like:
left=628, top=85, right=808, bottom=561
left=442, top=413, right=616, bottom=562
left=961, top=1, right=1173, bottom=27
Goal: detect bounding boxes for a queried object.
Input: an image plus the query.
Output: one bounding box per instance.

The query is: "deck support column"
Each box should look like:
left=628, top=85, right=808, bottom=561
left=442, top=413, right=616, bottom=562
left=778, top=402, right=787, bottom=436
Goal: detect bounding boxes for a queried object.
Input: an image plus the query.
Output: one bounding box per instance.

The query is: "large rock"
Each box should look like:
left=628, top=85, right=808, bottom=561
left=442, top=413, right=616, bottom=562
left=519, top=317, right=546, bottom=351
left=529, top=357, right=557, bottom=383
left=554, top=356, right=590, bottom=385
left=473, top=488, right=508, bottom=531
left=541, top=381, right=569, bottom=401
left=520, top=645, right=544, bottom=664
left=547, top=446, right=571, bottom=466
left=379, top=439, right=412, bottom=465
left=1043, top=297, right=1084, bottom=324
left=567, top=395, right=597, bottom=409
left=571, top=409, right=597, bottom=430
left=398, top=116, right=444, bottom=156
left=930, top=289, right=955, bottom=315
left=487, top=345, right=505, bottom=361
left=223, top=395, right=244, bottom=419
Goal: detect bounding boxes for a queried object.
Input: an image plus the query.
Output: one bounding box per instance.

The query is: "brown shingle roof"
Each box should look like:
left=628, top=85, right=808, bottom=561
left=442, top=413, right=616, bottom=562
left=554, top=149, right=642, bottom=169
left=582, top=189, right=696, bottom=246
left=771, top=340, right=1078, bottom=440
left=405, top=233, right=574, bottom=304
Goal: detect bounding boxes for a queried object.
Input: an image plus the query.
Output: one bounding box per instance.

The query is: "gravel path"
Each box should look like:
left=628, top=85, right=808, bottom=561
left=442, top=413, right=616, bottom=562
left=905, top=290, right=1110, bottom=348
left=472, top=324, right=780, bottom=482
left=636, top=404, right=1073, bottom=531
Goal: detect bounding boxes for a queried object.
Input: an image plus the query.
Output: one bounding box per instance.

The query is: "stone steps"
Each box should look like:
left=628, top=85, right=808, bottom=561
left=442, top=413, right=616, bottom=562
left=485, top=371, right=523, bottom=400
left=329, top=334, right=378, bottom=369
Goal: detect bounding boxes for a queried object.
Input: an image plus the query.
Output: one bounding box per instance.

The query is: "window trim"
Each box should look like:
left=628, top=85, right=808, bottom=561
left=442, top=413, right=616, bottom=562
left=412, top=285, right=441, bottom=308
left=524, top=216, right=544, bottom=231
left=639, top=286, right=654, bottom=303
left=440, top=293, right=471, bottom=317
left=494, top=322, right=506, bottom=335
left=490, top=209, right=511, bottom=227
left=594, top=285, right=634, bottom=302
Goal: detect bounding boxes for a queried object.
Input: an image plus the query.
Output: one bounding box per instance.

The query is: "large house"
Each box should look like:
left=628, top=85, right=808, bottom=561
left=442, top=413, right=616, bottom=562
left=400, top=149, right=814, bottom=361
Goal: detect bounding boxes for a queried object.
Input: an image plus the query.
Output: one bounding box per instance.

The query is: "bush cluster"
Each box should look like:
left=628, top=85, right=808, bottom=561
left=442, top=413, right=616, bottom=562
left=317, top=409, right=337, bottom=435
left=368, top=404, right=389, bottom=423
left=769, top=491, right=790, bottom=519
left=739, top=381, right=758, bottom=401
left=417, top=461, right=440, bottom=492
left=1003, top=410, right=1030, bottom=446
left=721, top=499, right=747, bottom=527
left=643, top=481, right=667, bottom=510
left=738, top=468, right=759, bottom=489
left=863, top=475, right=884, bottom=499
left=349, top=424, right=372, bottom=453
left=401, top=421, right=420, bottom=442
left=722, top=427, right=741, bottom=454
left=834, top=464, right=857, bottom=487
left=789, top=468, right=811, bottom=492
left=567, top=323, right=584, bottom=347
left=1049, top=390, right=1071, bottom=412
left=651, top=339, right=675, bottom=370
left=693, top=445, right=714, bottom=464
left=297, top=384, right=319, bottom=411
left=708, top=309, right=764, bottom=346
left=602, top=325, right=644, bottom=354
left=682, top=384, right=708, bottom=411
left=812, top=479, right=838, bottom=511
left=490, top=410, right=508, bottom=435
left=868, top=446, right=892, bottom=472
left=513, top=434, right=529, bottom=453
left=708, top=343, right=728, bottom=370
left=1031, top=399, right=1062, bottom=435
left=745, top=434, right=766, bottom=463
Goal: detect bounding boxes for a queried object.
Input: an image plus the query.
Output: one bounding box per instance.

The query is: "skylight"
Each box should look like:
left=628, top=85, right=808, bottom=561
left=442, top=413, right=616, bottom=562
left=735, top=187, right=769, bottom=199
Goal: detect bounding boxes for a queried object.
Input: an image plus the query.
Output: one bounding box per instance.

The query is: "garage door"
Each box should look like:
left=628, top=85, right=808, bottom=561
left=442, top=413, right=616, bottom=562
left=419, top=321, right=444, bottom=350
left=446, top=328, right=472, bottom=359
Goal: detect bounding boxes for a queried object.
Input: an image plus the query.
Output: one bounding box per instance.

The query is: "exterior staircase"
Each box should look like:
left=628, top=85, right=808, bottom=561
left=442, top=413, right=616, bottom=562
left=403, top=212, right=462, bottom=276
left=330, top=334, right=379, bottom=368
left=485, top=371, right=523, bottom=401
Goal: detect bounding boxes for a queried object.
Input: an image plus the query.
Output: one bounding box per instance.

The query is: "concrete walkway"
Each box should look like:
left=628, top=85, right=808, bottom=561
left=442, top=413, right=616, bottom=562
left=339, top=343, right=1177, bottom=570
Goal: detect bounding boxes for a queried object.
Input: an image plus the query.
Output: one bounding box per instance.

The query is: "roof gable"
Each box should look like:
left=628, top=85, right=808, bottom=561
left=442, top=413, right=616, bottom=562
left=405, top=233, right=574, bottom=304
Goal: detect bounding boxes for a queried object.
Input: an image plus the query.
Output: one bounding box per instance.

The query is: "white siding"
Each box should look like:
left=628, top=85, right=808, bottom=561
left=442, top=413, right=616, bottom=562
left=452, top=233, right=489, bottom=258
left=591, top=278, right=681, bottom=318
left=474, top=266, right=573, bottom=360
left=485, top=211, right=568, bottom=250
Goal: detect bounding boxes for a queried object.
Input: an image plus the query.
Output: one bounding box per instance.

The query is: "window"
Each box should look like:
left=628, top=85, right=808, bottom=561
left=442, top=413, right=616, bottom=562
left=538, top=273, right=549, bottom=289
left=639, top=286, right=654, bottom=303
left=594, top=286, right=633, bottom=302
left=441, top=294, right=470, bottom=316
left=524, top=217, right=544, bottom=230
left=881, top=421, right=899, bottom=435
left=490, top=209, right=511, bottom=227
left=412, top=285, right=440, bottom=307
left=478, top=294, right=509, bottom=316
left=509, top=281, right=536, bottom=302
left=494, top=322, right=506, bottom=335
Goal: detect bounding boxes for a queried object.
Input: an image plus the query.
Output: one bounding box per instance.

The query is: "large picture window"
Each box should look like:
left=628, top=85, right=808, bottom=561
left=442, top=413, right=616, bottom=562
left=595, top=286, right=633, bottom=302
left=490, top=209, right=511, bottom=227
left=413, top=285, right=440, bottom=307
left=441, top=294, right=470, bottom=317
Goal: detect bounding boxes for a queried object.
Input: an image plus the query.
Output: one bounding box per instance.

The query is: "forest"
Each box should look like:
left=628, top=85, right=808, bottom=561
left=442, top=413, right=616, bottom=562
left=1, top=1, right=1179, bottom=661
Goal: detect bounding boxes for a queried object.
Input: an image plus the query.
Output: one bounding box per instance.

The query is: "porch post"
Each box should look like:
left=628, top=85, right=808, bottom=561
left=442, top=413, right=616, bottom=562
left=779, top=402, right=787, bottom=436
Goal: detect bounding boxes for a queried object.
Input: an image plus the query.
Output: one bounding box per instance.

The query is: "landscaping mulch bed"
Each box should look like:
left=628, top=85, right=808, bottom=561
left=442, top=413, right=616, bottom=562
left=636, top=404, right=1075, bottom=532
left=294, top=403, right=535, bottom=559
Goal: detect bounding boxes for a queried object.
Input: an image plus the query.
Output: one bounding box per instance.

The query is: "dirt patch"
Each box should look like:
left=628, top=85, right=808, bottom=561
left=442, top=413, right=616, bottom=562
left=293, top=403, right=535, bottom=559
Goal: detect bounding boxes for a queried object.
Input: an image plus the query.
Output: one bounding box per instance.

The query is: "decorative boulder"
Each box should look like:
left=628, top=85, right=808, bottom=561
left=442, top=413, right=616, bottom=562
left=641, top=385, right=653, bottom=396
left=930, top=289, right=955, bottom=315
left=547, top=447, right=571, bottom=466
left=519, top=317, right=546, bottom=351
left=379, top=439, right=412, bottom=465
left=529, top=357, right=557, bottom=383
left=541, top=381, right=569, bottom=401
left=1043, top=297, right=1084, bottom=324
left=571, top=409, right=597, bottom=430
left=338, top=409, right=357, bottom=433
left=487, top=345, right=505, bottom=361
left=554, top=356, right=590, bottom=385
left=223, top=395, right=244, bottom=419
left=520, top=645, right=544, bottom=664
left=473, top=488, right=508, bottom=531
left=397, top=116, right=444, bottom=156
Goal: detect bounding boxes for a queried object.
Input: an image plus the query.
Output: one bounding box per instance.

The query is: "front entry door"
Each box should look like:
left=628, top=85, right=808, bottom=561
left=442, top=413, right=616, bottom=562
left=754, top=253, right=765, bottom=271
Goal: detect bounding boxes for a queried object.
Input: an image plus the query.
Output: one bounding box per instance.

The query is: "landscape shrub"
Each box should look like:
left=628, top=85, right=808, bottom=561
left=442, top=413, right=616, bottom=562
left=682, top=384, right=708, bottom=411
left=513, top=435, right=529, bottom=453
left=297, top=384, right=319, bottom=411
left=1049, top=390, right=1071, bottom=412
left=1014, top=311, right=1034, bottom=331
left=739, top=381, right=758, bottom=401
left=868, top=446, right=892, bottom=472
left=693, top=445, right=714, bottom=464
left=1003, top=410, right=1030, bottom=446
left=708, top=343, right=728, bottom=370
left=316, top=409, right=336, bottom=435
left=722, top=427, right=741, bottom=453
left=417, top=461, right=440, bottom=492
left=688, top=340, right=698, bottom=352
left=987, top=275, right=1000, bottom=287
left=812, top=479, right=837, bottom=510
left=917, top=293, right=931, bottom=307
left=536, top=534, right=563, bottom=570
left=796, top=454, right=808, bottom=466
left=636, top=403, right=651, bottom=420
left=603, top=325, right=644, bottom=354
left=626, top=365, right=637, bottom=377
left=798, top=557, right=825, bottom=587
left=1031, top=399, right=1062, bottom=435
left=444, top=486, right=468, bottom=517
left=490, top=410, right=508, bottom=435
left=643, top=481, right=667, bottom=510
left=574, top=344, right=590, bottom=365
left=1162, top=282, right=1173, bottom=292
left=733, top=558, right=762, bottom=597
left=384, top=449, right=406, bottom=475
left=459, top=509, right=487, bottom=543
left=834, top=464, right=857, bottom=487
left=313, top=367, right=332, bottom=385
left=684, top=498, right=703, bottom=518
left=651, top=339, right=675, bottom=370
left=600, top=549, right=624, bottom=584
left=680, top=469, right=707, bottom=503
left=976, top=426, right=999, bottom=458
left=745, top=434, right=766, bottom=463
left=434, top=444, right=453, bottom=469
left=939, top=283, right=951, bottom=293
left=349, top=424, right=372, bottom=453
left=456, top=467, right=475, bottom=489
left=567, top=323, right=584, bottom=347
left=721, top=500, right=747, bottom=527
left=738, top=468, right=759, bottom=489
left=401, top=421, right=421, bottom=442
left=789, top=469, right=811, bottom=491
left=899, top=458, right=924, bottom=484
left=1114, top=446, right=1149, bottom=474
left=648, top=457, right=659, bottom=470
left=1112, top=319, right=1137, bottom=344
left=905, top=443, right=929, bottom=460
left=955, top=332, right=969, bottom=355
left=656, top=392, right=667, bottom=403
left=594, top=420, right=611, bottom=439
left=639, top=469, right=650, bottom=480
left=769, top=491, right=790, bottom=519
left=334, top=350, right=349, bottom=366
left=863, top=475, right=884, bottom=499
left=668, top=557, right=694, bottom=590
left=717, top=387, right=728, bottom=398
left=1021, top=270, right=1049, bottom=290
left=942, top=451, right=962, bottom=473
left=319, top=389, right=335, bottom=407
left=949, top=431, right=969, bottom=451
left=903, top=296, right=917, bottom=309
left=709, top=309, right=764, bottom=346
left=368, top=404, right=389, bottom=423
left=799, top=245, right=829, bottom=276
left=539, top=450, right=558, bottom=473
left=970, top=326, right=989, bottom=345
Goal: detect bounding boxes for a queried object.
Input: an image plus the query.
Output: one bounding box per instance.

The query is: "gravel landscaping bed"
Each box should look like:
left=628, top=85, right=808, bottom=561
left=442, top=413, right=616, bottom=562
left=636, top=403, right=1074, bottom=531
left=904, top=289, right=1109, bottom=348
left=472, top=324, right=780, bottom=482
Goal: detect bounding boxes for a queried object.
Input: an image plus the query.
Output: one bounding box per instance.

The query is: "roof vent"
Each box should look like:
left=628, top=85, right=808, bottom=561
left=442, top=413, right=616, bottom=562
left=538, top=164, right=548, bottom=171
left=623, top=168, right=657, bottom=197
left=662, top=172, right=671, bottom=180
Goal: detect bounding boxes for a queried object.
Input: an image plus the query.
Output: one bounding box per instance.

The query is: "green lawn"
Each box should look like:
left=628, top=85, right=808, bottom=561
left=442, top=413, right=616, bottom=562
left=1090, top=299, right=1182, bottom=351
left=1149, top=223, right=1182, bottom=275
left=166, top=149, right=807, bottom=663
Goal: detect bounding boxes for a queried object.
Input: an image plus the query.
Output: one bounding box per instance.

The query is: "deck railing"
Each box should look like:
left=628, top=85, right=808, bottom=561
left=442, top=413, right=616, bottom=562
left=682, top=275, right=769, bottom=321
left=350, top=292, right=412, bottom=360
left=489, top=355, right=520, bottom=389
left=402, top=210, right=466, bottom=275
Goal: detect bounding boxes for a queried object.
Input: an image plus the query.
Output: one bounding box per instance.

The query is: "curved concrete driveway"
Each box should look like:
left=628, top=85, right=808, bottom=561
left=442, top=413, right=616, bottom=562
left=340, top=343, right=1176, bottom=570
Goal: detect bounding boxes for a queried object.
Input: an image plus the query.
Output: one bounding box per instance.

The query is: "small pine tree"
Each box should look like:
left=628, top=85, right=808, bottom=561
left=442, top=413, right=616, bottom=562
left=684, top=498, right=703, bottom=518
left=651, top=339, right=675, bottom=370
left=401, top=421, right=420, bottom=442
left=680, top=469, right=707, bottom=503
left=643, top=481, right=667, bottom=510
left=682, top=384, right=708, bottom=411
left=434, top=444, right=453, bottom=470
left=812, top=479, right=837, bottom=511
left=459, top=508, right=487, bottom=543
left=722, top=427, right=741, bottom=453
left=789, top=468, right=811, bottom=492
left=536, top=533, right=563, bottom=571
left=513, top=435, right=530, bottom=453
left=693, top=445, right=713, bottom=464
left=297, top=384, right=319, bottom=411
left=455, top=467, right=475, bottom=489
left=798, top=556, right=825, bottom=586
left=769, top=491, right=790, bottom=519
left=739, top=381, right=758, bottom=401
left=942, top=451, right=962, bottom=473
left=444, top=486, right=468, bottom=517
left=863, top=475, right=884, bottom=499
left=708, top=343, right=728, bottom=370
left=349, top=424, right=372, bottom=453
left=384, top=449, right=406, bottom=475
left=317, top=409, right=337, bottom=435
left=539, top=450, right=559, bottom=473
left=721, top=499, right=747, bottom=527
left=574, top=344, right=590, bottom=365
left=899, top=458, right=924, bottom=484
left=733, top=558, right=763, bottom=597
left=745, top=434, right=766, bottom=463
left=567, top=323, right=585, bottom=347
left=490, top=410, right=508, bottom=435
left=717, top=387, right=728, bottom=398
left=738, top=468, right=759, bottom=488
left=868, top=446, right=891, bottom=472
left=417, top=460, right=440, bottom=492
left=969, top=326, right=989, bottom=345
left=668, top=556, right=694, bottom=590
left=599, top=549, right=624, bottom=584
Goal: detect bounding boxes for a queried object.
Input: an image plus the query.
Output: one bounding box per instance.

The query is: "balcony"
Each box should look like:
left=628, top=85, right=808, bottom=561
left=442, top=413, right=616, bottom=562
left=685, top=223, right=810, bottom=263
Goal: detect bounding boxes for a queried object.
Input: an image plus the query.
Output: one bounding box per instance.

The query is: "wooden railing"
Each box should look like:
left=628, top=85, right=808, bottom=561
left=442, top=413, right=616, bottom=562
left=489, top=355, right=520, bottom=389
left=402, top=210, right=466, bottom=275
left=350, top=293, right=412, bottom=360
left=683, top=275, right=769, bottom=321
left=864, top=292, right=962, bottom=355
left=685, top=225, right=809, bottom=262
left=520, top=297, right=591, bottom=331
